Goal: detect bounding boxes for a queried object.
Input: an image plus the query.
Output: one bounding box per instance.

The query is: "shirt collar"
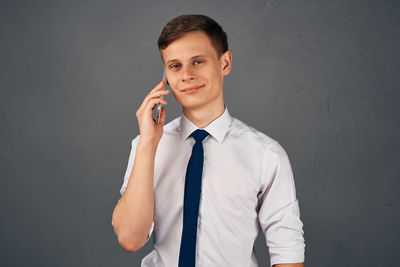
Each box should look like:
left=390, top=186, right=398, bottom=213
left=179, top=106, right=232, bottom=143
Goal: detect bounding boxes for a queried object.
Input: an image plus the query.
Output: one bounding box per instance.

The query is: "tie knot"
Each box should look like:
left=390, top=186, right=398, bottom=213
left=191, top=129, right=209, bottom=143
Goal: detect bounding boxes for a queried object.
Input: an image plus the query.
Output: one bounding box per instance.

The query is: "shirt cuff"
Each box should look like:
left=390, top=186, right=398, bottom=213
left=269, top=246, right=305, bottom=267
left=145, top=221, right=155, bottom=242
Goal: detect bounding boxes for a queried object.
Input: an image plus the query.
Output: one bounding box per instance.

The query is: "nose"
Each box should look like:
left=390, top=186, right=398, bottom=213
left=181, top=65, right=195, bottom=82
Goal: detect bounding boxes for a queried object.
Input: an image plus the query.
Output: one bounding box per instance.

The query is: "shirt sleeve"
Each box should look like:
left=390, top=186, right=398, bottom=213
left=112, top=135, right=154, bottom=244
left=257, top=141, right=305, bottom=266
left=119, top=135, right=141, bottom=196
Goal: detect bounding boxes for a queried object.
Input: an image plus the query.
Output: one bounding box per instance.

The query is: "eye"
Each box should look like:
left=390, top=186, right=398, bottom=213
left=194, top=60, right=204, bottom=65
left=169, top=63, right=181, bottom=70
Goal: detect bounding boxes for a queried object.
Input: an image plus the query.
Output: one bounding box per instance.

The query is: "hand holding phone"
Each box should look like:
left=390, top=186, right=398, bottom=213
left=135, top=73, right=169, bottom=145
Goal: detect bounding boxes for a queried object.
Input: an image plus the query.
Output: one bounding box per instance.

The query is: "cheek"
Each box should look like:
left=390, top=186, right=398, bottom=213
left=166, top=76, right=178, bottom=90
left=169, top=86, right=178, bottom=97
left=168, top=81, right=180, bottom=97
left=170, top=82, right=179, bottom=93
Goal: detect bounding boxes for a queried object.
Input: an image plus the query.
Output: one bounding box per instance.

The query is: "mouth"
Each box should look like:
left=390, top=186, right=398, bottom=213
left=181, top=84, right=205, bottom=93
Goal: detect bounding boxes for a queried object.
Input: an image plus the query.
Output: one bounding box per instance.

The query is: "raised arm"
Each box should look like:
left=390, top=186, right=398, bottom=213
left=112, top=81, right=169, bottom=252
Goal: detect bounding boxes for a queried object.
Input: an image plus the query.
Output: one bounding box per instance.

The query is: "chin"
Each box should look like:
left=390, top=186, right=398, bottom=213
left=180, top=101, right=205, bottom=110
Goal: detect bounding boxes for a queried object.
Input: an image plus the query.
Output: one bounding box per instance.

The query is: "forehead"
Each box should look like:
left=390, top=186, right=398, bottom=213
left=161, top=31, right=218, bottom=62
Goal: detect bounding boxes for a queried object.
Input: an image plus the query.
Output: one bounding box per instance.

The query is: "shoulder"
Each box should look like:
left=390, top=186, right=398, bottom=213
left=229, top=117, right=277, bottom=146
left=163, top=116, right=181, bottom=134
left=228, top=116, right=289, bottom=159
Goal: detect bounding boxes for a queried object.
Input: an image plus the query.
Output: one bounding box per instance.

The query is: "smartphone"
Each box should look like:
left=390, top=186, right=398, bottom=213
left=156, top=68, right=167, bottom=124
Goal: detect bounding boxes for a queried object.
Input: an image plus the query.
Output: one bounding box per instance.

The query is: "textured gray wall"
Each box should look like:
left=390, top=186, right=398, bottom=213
left=1, top=0, right=399, bottom=266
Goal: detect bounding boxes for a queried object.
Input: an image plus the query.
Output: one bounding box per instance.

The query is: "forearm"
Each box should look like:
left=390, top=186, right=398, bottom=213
left=112, top=140, right=157, bottom=252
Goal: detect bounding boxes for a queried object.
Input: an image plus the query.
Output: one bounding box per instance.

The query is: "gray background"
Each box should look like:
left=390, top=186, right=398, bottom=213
left=1, top=0, right=399, bottom=266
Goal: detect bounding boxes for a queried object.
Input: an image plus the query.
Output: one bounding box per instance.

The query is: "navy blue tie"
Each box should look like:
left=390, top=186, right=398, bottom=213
left=178, top=129, right=209, bottom=267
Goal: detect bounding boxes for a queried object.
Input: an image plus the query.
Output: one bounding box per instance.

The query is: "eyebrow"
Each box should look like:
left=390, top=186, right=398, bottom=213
left=165, top=55, right=208, bottom=65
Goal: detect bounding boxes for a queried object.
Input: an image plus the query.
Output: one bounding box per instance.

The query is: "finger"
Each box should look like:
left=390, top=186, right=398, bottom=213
left=159, top=107, right=167, bottom=125
left=150, top=80, right=166, bottom=93
left=146, top=98, right=168, bottom=113
left=141, top=89, right=170, bottom=107
left=147, top=88, right=170, bottom=100
left=137, top=81, right=165, bottom=111
left=139, top=89, right=170, bottom=112
left=151, top=99, right=168, bottom=111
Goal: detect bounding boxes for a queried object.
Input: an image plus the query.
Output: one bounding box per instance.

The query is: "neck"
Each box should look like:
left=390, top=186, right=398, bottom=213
left=183, top=102, right=225, bottom=128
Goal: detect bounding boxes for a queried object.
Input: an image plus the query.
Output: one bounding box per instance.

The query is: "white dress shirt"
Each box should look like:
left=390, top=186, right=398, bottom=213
left=119, top=107, right=305, bottom=267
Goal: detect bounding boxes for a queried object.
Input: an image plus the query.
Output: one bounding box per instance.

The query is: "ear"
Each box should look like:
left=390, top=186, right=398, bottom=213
left=221, top=51, right=232, bottom=76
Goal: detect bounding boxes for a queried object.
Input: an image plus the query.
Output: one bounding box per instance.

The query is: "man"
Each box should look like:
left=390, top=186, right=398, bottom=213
left=112, top=14, right=305, bottom=267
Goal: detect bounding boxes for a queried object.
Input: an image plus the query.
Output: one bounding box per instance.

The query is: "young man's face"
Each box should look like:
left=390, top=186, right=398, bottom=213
left=160, top=31, right=232, bottom=112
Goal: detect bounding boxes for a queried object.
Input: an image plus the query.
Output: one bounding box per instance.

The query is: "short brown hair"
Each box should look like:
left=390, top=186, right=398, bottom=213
left=158, top=14, right=228, bottom=58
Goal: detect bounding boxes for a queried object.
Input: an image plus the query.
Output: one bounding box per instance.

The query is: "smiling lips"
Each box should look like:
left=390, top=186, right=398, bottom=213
left=181, top=84, right=205, bottom=93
